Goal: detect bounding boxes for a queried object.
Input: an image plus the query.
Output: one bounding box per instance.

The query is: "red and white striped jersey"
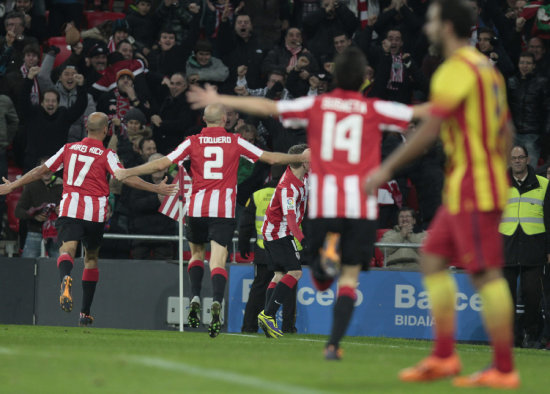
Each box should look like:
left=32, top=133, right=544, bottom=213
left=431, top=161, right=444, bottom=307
left=167, top=127, right=264, bottom=218
left=262, top=167, right=308, bottom=241
left=276, top=88, right=413, bottom=220
left=158, top=166, right=192, bottom=221
left=45, top=137, right=122, bottom=222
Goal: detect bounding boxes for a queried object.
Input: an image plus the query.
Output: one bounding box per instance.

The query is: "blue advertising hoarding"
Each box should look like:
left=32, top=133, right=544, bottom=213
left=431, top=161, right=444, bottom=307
left=227, top=265, right=488, bottom=341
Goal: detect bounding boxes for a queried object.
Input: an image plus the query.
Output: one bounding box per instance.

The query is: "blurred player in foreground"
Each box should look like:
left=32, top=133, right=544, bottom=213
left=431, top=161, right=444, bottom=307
left=365, top=0, right=519, bottom=389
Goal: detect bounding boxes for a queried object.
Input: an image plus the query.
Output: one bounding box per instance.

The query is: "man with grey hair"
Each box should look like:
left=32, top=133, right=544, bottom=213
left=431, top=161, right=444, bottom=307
left=115, top=103, right=309, bottom=338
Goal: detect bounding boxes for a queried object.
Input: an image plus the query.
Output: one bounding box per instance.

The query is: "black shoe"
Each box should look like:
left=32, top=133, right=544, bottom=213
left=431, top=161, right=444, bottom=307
left=188, top=301, right=201, bottom=328
left=324, top=344, right=343, bottom=360
left=208, top=302, right=222, bottom=338
left=59, top=276, right=73, bottom=312
left=79, top=313, right=94, bottom=327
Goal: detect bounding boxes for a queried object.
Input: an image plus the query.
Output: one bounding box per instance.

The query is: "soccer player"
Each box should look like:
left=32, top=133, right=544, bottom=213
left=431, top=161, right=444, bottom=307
left=0, top=112, right=178, bottom=326
left=258, top=143, right=309, bottom=338
left=186, top=47, right=420, bottom=357
left=114, top=104, right=309, bottom=338
left=364, top=0, right=520, bottom=389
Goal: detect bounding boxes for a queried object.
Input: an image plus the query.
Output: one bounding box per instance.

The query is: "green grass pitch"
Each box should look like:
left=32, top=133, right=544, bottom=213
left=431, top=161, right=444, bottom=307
left=0, top=324, right=547, bottom=393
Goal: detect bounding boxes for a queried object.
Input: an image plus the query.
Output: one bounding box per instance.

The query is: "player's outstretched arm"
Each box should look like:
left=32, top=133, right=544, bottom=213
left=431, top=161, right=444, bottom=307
left=122, top=175, right=178, bottom=196
left=260, top=149, right=310, bottom=166
left=364, top=116, right=442, bottom=195
left=186, top=84, right=279, bottom=117
left=0, top=164, right=52, bottom=195
left=115, top=157, right=172, bottom=181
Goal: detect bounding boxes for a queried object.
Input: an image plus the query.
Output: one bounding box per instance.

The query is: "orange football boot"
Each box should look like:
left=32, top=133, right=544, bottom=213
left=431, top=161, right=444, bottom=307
left=399, top=353, right=461, bottom=382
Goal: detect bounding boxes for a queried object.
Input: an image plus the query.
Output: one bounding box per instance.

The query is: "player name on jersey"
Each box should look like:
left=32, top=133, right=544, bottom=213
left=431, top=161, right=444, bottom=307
left=198, top=136, right=232, bottom=144
left=69, top=144, right=104, bottom=155
left=321, top=97, right=367, bottom=113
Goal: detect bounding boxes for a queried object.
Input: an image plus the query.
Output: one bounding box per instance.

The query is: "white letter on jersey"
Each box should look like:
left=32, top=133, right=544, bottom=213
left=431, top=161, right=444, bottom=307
left=66, top=153, right=95, bottom=187
left=321, top=112, right=363, bottom=164
left=204, top=146, right=224, bottom=179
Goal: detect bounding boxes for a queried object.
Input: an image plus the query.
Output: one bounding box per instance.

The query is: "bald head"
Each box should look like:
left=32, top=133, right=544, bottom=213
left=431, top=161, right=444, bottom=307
left=203, top=104, right=227, bottom=127
left=87, top=112, right=109, bottom=136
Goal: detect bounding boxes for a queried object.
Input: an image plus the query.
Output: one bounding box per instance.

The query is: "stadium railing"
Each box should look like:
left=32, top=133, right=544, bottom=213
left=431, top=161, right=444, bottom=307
left=40, top=235, right=422, bottom=266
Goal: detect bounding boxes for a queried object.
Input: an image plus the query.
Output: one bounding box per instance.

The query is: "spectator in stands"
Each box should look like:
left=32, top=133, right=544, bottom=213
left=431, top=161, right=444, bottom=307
left=302, top=0, right=359, bottom=61
left=380, top=207, right=427, bottom=268
left=151, top=72, right=198, bottom=154
left=108, top=19, right=131, bottom=53
left=332, top=31, right=353, bottom=56
left=217, top=13, right=266, bottom=91
left=82, top=42, right=109, bottom=89
left=138, top=137, right=157, bottom=162
left=0, top=93, right=18, bottom=237
left=528, top=36, right=550, bottom=77
left=54, top=64, right=96, bottom=143
left=224, top=108, right=242, bottom=133
left=372, top=0, right=423, bottom=45
left=116, top=40, right=134, bottom=61
left=126, top=0, right=157, bottom=56
left=236, top=123, right=258, bottom=184
left=1, top=11, right=38, bottom=74
left=15, top=157, right=63, bottom=258
left=96, top=68, right=152, bottom=125
left=262, top=27, right=318, bottom=76
left=235, top=68, right=291, bottom=100
left=500, top=145, right=550, bottom=348
left=286, top=55, right=322, bottom=98
left=15, top=0, right=47, bottom=42
left=203, top=0, right=242, bottom=40
left=0, top=30, right=15, bottom=78
left=128, top=153, right=176, bottom=260
left=507, top=52, right=550, bottom=167
left=477, top=27, right=514, bottom=77
left=6, top=44, right=52, bottom=111
left=369, top=28, right=429, bottom=104
left=110, top=107, right=151, bottom=167
left=155, top=0, right=201, bottom=45
left=245, top=0, right=290, bottom=48
left=147, top=26, right=199, bottom=78
left=20, top=66, right=88, bottom=171
left=186, top=39, right=229, bottom=85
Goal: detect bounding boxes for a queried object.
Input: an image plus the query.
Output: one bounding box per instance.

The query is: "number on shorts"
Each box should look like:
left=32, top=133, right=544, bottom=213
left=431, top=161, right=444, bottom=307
left=321, top=112, right=363, bottom=164
left=66, top=154, right=95, bottom=186
left=204, top=146, right=224, bottom=179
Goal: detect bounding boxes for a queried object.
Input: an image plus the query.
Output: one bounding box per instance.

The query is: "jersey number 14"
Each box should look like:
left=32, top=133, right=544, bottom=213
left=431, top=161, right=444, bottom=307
left=321, top=112, right=363, bottom=164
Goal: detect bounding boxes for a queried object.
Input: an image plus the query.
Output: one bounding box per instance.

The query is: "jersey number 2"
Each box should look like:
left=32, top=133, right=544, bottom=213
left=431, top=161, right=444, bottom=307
left=321, top=112, right=363, bottom=164
left=204, top=146, right=223, bottom=179
left=66, top=153, right=95, bottom=186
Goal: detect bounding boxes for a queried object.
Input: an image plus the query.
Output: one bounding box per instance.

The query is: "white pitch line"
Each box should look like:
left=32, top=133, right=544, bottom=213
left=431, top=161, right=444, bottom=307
left=128, top=356, right=332, bottom=394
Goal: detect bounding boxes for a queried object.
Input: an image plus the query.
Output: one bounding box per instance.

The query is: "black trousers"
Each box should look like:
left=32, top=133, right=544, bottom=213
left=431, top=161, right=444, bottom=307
left=503, top=265, right=544, bottom=342
left=241, top=256, right=297, bottom=332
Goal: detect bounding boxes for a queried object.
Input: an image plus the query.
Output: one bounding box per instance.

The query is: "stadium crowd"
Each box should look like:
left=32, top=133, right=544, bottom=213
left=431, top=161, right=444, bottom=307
left=0, top=0, right=550, bottom=348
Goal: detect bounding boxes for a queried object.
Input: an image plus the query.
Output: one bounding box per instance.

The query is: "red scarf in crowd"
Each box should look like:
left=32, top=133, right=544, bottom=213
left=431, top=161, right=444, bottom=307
left=20, top=64, right=40, bottom=105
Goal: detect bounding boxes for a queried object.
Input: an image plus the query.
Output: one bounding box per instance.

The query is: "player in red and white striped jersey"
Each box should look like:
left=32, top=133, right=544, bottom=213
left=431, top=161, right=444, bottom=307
left=115, top=104, right=309, bottom=337
left=186, top=47, right=424, bottom=356
left=0, top=112, right=177, bottom=326
left=258, top=144, right=309, bottom=338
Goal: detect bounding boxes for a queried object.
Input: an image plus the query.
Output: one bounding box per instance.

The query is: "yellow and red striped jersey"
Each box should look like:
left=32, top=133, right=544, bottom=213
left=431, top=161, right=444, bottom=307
left=430, top=46, right=510, bottom=214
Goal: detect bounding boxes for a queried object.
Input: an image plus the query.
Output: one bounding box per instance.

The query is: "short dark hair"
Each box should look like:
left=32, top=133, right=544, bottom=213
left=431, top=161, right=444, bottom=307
left=434, top=0, right=476, bottom=39
left=139, top=137, right=155, bottom=151
left=267, top=68, right=286, bottom=80
left=40, top=89, right=60, bottom=103
left=116, top=39, right=132, bottom=50
left=333, top=47, right=368, bottom=91
left=288, top=143, right=308, bottom=169
left=478, top=27, right=495, bottom=38
left=4, top=11, right=24, bottom=25
left=519, top=51, right=535, bottom=62
left=511, top=144, right=529, bottom=157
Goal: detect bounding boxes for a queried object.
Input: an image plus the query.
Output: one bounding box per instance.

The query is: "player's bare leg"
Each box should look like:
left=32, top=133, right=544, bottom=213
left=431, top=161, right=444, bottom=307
left=79, top=247, right=100, bottom=327
left=399, top=254, right=461, bottom=382
left=58, top=241, right=78, bottom=312
left=325, top=264, right=360, bottom=360
left=188, top=242, right=206, bottom=328
left=208, top=241, right=228, bottom=338
left=452, top=268, right=519, bottom=389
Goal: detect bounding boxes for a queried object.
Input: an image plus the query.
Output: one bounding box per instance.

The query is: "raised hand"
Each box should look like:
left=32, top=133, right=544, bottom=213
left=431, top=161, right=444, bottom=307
left=186, top=84, right=219, bottom=109
left=157, top=176, right=179, bottom=196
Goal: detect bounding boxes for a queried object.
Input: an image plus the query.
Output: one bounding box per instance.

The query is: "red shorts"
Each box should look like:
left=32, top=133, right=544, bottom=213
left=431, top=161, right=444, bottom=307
left=422, top=207, right=504, bottom=273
